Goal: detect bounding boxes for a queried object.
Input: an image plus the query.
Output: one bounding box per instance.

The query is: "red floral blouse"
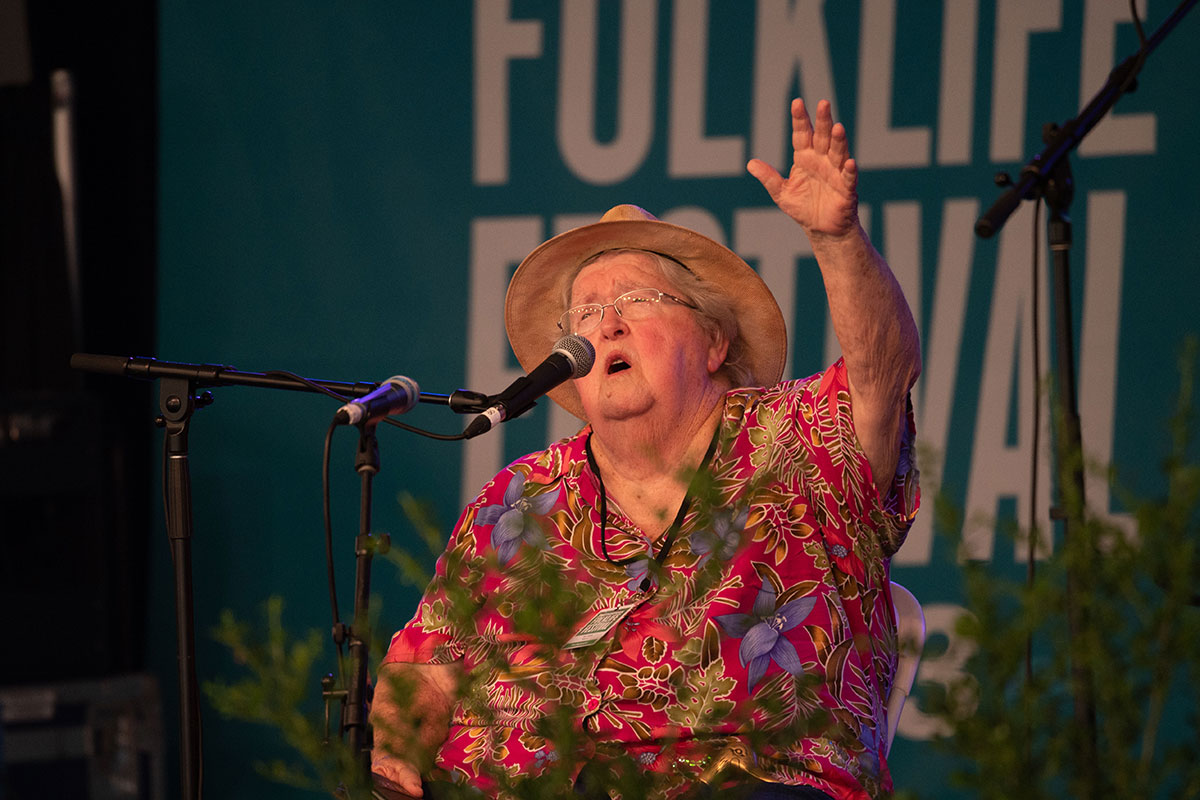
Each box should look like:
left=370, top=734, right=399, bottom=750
left=383, top=360, right=919, bottom=799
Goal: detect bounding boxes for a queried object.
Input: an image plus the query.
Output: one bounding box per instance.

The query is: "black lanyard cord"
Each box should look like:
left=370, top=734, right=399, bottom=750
left=584, top=428, right=720, bottom=574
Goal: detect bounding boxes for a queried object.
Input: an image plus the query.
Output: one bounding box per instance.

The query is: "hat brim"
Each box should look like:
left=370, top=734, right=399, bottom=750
left=504, top=212, right=787, bottom=421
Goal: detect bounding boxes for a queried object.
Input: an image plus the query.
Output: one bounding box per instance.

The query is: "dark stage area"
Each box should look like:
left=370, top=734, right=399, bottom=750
left=2, top=1, right=159, bottom=797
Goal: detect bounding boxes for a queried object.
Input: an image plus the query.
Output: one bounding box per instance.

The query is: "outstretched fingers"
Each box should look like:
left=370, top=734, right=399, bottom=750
left=841, top=156, right=858, bottom=189
left=829, top=121, right=850, bottom=170
left=746, top=157, right=785, bottom=201
left=793, top=98, right=846, bottom=165
left=810, top=98, right=834, bottom=155
left=791, top=97, right=814, bottom=152
left=752, top=97, right=861, bottom=234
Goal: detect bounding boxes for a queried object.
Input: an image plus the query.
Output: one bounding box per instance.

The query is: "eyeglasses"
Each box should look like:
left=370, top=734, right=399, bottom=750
left=558, top=288, right=697, bottom=336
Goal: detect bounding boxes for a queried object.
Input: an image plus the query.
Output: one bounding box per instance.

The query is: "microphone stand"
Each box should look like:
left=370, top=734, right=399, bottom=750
left=974, top=4, right=1196, bottom=797
left=70, top=353, right=487, bottom=800
left=341, top=420, right=385, bottom=777
left=158, top=376, right=204, bottom=800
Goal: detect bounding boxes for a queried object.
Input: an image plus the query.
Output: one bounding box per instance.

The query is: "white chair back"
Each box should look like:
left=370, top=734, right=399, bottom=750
left=886, top=580, right=926, bottom=755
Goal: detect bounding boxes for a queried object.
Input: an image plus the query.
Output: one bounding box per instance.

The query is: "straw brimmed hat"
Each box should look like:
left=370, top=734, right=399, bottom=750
left=504, top=204, right=787, bottom=420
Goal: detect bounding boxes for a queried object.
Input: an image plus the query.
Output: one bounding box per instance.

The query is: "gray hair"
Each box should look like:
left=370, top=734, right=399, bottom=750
left=562, top=249, right=756, bottom=388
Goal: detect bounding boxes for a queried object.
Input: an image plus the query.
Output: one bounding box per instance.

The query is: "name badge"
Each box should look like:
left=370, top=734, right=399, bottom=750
left=563, top=602, right=639, bottom=650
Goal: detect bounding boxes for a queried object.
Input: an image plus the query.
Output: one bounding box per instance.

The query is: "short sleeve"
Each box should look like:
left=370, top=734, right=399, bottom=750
left=784, top=359, right=919, bottom=559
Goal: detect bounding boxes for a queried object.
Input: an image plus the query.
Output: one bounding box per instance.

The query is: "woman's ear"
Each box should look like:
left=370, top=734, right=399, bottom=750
left=707, top=334, right=730, bottom=376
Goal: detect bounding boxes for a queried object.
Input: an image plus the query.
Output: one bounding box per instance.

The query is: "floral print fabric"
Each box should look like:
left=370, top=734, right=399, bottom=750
left=383, top=360, right=919, bottom=799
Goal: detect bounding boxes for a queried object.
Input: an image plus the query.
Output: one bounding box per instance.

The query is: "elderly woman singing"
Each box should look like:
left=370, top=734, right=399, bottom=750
left=369, top=99, right=921, bottom=800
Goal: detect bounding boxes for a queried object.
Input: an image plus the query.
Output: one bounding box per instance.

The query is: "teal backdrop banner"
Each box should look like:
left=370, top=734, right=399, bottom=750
left=155, top=1, right=1200, bottom=797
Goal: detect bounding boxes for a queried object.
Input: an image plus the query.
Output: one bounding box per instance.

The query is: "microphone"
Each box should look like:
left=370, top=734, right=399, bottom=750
left=463, top=335, right=595, bottom=439
left=335, top=375, right=420, bottom=425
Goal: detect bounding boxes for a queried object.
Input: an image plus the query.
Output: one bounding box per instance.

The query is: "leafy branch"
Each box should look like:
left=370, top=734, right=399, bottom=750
left=925, top=337, right=1200, bottom=800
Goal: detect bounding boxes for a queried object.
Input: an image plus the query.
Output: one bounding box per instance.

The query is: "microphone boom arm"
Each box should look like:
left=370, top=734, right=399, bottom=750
left=70, top=353, right=491, bottom=412
left=975, top=0, right=1196, bottom=238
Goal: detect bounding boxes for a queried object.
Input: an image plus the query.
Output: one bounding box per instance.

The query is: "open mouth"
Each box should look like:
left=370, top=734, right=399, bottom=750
left=607, top=358, right=632, bottom=375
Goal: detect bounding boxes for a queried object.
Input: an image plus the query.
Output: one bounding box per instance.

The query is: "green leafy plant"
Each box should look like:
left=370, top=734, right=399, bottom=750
left=205, top=596, right=370, bottom=796
left=925, top=338, right=1200, bottom=799
left=204, top=468, right=835, bottom=799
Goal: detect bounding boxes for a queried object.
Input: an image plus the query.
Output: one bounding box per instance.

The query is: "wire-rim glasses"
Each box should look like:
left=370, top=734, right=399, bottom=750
left=557, top=288, right=696, bottom=335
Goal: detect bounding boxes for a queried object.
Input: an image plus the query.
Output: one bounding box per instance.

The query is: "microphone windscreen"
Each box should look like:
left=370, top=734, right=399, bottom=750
left=380, top=375, right=420, bottom=414
left=552, top=334, right=595, bottom=378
